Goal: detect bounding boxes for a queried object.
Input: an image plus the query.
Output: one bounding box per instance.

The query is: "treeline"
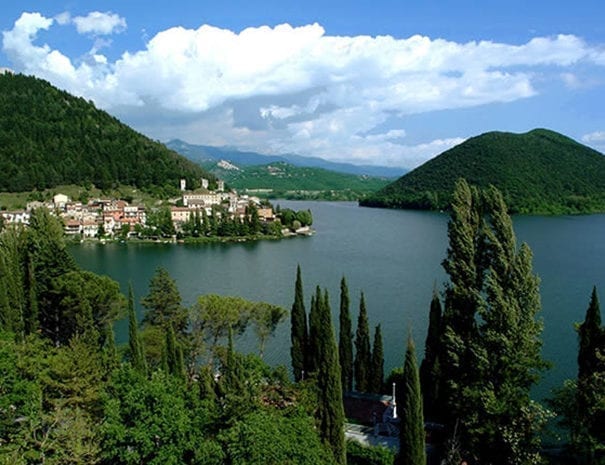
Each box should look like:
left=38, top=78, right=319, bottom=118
left=123, top=204, right=312, bottom=240
left=0, top=73, right=214, bottom=194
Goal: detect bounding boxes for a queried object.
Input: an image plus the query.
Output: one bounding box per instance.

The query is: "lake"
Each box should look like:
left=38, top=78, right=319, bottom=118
left=69, top=201, right=605, bottom=401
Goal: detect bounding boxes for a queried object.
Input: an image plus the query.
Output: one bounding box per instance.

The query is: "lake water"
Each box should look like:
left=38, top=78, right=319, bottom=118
left=69, top=201, right=605, bottom=401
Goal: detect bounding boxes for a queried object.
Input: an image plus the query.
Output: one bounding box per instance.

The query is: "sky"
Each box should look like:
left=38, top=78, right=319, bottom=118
left=1, top=1, right=605, bottom=169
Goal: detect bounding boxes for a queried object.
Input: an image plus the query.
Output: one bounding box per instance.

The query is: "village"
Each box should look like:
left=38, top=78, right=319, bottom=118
left=0, top=178, right=285, bottom=239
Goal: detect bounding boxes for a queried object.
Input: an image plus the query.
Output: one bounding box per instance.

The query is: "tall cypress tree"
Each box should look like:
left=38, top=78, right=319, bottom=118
left=339, top=276, right=353, bottom=392
left=578, top=286, right=602, bottom=382
left=370, top=324, right=384, bottom=394
left=127, top=283, right=147, bottom=375
left=165, top=323, right=185, bottom=378
left=398, top=335, right=426, bottom=465
left=290, top=265, right=308, bottom=381
left=576, top=286, right=605, bottom=452
left=307, top=286, right=321, bottom=375
left=419, top=287, right=442, bottom=419
left=354, top=292, right=371, bottom=393
left=316, top=289, right=346, bottom=465
left=437, top=181, right=548, bottom=464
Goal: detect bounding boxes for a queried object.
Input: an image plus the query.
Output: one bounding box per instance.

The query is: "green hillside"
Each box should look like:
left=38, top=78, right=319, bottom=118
left=206, top=161, right=390, bottom=199
left=0, top=73, right=214, bottom=193
left=360, top=129, right=605, bottom=214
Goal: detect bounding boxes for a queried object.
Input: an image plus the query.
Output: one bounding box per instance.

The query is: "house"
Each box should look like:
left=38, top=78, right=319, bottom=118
left=53, top=194, right=69, bottom=210
left=1, top=210, right=30, bottom=225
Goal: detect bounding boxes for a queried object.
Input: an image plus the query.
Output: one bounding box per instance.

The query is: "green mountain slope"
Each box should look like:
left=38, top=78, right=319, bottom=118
left=205, top=161, right=390, bottom=198
left=0, top=73, right=214, bottom=192
left=360, top=129, right=605, bottom=214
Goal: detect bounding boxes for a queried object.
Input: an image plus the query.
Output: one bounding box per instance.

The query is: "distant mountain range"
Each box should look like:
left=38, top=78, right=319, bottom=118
left=0, top=73, right=213, bottom=193
left=166, top=139, right=405, bottom=178
left=361, top=128, right=605, bottom=214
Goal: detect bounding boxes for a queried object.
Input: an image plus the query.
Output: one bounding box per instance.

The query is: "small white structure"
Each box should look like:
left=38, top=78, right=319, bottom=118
left=53, top=194, right=69, bottom=209
left=180, top=179, right=186, bottom=191
left=217, top=180, right=225, bottom=192
left=201, top=178, right=209, bottom=189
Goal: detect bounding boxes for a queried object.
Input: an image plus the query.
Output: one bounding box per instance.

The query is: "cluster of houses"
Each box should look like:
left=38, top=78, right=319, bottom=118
left=1, top=179, right=275, bottom=238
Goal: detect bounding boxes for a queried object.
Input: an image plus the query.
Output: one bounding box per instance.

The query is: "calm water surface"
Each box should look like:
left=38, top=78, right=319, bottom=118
left=69, top=201, right=605, bottom=400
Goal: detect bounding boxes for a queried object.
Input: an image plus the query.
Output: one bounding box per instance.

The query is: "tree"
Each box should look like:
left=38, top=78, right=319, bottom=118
left=437, top=180, right=549, bottom=464
left=165, top=323, right=185, bottom=378
left=291, top=265, right=308, bottom=381
left=307, top=287, right=321, bottom=375
left=50, top=270, right=125, bottom=347
left=339, top=276, right=353, bottom=392
left=127, top=283, right=147, bottom=375
left=219, top=410, right=333, bottom=465
left=250, top=301, right=287, bottom=358
left=315, top=289, right=346, bottom=465
left=369, top=324, right=384, bottom=394
left=355, top=292, right=371, bottom=393
left=141, top=267, right=187, bottom=334
left=189, top=294, right=253, bottom=366
left=575, top=286, right=605, bottom=460
left=419, top=287, right=442, bottom=419
left=398, top=335, right=426, bottom=465
left=27, top=208, right=77, bottom=344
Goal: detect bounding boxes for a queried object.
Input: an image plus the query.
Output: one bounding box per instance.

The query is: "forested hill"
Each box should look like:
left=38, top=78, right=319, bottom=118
left=0, top=73, right=214, bottom=192
left=204, top=160, right=390, bottom=196
left=360, top=128, right=605, bottom=214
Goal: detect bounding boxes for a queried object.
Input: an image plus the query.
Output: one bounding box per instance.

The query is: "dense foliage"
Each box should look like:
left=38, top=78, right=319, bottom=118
left=361, top=129, right=605, bottom=214
left=0, top=73, right=214, bottom=193
left=0, top=216, right=336, bottom=465
left=426, top=179, right=549, bottom=465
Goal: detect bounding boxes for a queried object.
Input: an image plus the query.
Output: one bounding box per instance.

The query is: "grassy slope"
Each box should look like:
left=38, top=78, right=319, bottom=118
left=361, top=129, right=605, bottom=214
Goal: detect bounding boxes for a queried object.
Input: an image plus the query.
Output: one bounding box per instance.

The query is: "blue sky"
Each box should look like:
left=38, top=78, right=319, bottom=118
left=2, top=1, right=605, bottom=168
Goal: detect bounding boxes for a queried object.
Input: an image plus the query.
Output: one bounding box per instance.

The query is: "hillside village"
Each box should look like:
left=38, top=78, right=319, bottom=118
left=0, top=178, right=285, bottom=239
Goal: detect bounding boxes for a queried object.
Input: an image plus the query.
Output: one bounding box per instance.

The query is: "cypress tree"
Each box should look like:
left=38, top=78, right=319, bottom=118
left=398, top=335, right=426, bottom=465
left=290, top=265, right=308, bottom=381
left=576, top=286, right=605, bottom=452
left=419, top=287, right=442, bottom=420
left=439, top=179, right=484, bottom=427
left=307, top=286, right=321, bottom=375
left=370, top=324, right=384, bottom=394
left=578, top=286, right=602, bottom=382
left=166, top=324, right=184, bottom=378
left=339, top=276, right=353, bottom=392
left=23, top=253, right=38, bottom=335
left=354, top=292, right=371, bottom=393
left=316, top=289, right=346, bottom=465
left=127, top=283, right=147, bottom=375
left=438, top=181, right=548, bottom=464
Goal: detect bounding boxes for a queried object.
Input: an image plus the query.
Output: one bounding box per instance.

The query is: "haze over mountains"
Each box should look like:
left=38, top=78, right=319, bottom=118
left=361, top=128, right=605, bottom=214
left=166, top=140, right=406, bottom=178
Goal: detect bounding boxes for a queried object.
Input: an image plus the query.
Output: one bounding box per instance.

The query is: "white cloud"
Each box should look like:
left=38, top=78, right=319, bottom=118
left=54, top=12, right=71, bottom=26
left=582, top=131, right=605, bottom=143
left=582, top=131, right=605, bottom=154
left=73, top=11, right=126, bottom=35
left=3, top=12, right=605, bottom=168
